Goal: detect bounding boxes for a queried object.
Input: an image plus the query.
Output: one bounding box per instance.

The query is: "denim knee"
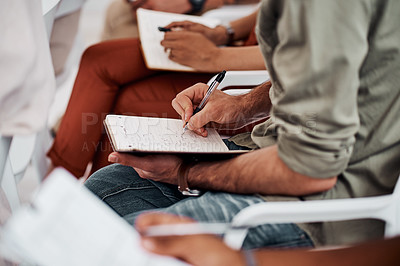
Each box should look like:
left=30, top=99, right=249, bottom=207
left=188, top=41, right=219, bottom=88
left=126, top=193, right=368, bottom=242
left=84, top=163, right=139, bottom=199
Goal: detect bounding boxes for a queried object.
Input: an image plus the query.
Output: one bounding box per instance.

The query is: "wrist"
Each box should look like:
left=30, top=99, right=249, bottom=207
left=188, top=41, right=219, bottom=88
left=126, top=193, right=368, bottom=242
left=185, top=162, right=206, bottom=190
left=178, top=162, right=201, bottom=196
left=213, top=25, right=230, bottom=46
left=218, top=23, right=235, bottom=46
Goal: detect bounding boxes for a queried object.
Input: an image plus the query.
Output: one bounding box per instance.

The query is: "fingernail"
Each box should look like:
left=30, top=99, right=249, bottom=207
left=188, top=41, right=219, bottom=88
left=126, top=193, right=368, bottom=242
left=108, top=154, right=118, bottom=163
left=184, top=113, right=189, bottom=122
left=142, top=239, right=155, bottom=251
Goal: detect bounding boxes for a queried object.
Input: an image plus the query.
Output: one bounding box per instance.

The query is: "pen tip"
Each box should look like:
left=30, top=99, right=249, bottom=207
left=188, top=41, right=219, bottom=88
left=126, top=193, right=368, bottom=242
left=182, top=125, right=188, bottom=135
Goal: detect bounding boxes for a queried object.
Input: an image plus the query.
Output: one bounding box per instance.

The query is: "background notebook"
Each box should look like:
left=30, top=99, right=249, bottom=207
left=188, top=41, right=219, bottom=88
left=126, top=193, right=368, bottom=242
left=137, top=8, right=221, bottom=72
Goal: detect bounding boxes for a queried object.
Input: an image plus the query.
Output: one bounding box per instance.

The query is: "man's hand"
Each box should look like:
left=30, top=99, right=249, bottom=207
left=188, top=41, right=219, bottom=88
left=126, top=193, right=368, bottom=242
left=127, top=0, right=192, bottom=14
left=108, top=152, right=182, bottom=184
left=136, top=212, right=245, bottom=266
left=171, top=83, right=247, bottom=136
left=161, top=31, right=221, bottom=72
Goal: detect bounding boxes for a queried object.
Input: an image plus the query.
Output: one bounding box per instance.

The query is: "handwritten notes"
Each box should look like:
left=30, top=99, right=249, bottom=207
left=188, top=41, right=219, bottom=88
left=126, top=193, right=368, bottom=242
left=105, top=115, right=229, bottom=153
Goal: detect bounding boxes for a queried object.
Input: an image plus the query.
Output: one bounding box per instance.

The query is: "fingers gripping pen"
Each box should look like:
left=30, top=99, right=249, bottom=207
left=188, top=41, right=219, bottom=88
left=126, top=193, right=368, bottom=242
left=182, top=70, right=226, bottom=134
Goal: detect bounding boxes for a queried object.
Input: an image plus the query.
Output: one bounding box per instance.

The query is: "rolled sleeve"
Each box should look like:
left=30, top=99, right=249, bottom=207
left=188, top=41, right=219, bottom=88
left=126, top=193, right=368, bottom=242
left=255, top=0, right=372, bottom=177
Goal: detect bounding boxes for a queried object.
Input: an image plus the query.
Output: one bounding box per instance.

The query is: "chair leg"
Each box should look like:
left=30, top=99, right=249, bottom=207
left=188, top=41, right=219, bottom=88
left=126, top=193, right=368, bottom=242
left=0, top=136, right=12, bottom=184
left=1, top=157, right=20, bottom=212
left=32, top=129, right=52, bottom=181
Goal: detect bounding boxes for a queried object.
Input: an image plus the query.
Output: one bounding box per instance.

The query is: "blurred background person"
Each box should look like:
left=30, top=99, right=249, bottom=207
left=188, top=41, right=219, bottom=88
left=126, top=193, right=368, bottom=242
left=102, top=0, right=260, bottom=40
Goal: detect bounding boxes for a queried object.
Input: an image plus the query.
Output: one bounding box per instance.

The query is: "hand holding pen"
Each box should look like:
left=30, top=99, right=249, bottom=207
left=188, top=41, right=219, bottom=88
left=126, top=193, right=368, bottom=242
left=182, top=70, right=226, bottom=134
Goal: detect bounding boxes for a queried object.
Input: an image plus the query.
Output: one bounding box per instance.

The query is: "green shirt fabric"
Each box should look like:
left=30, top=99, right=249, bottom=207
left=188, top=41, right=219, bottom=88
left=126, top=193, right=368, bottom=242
left=231, top=0, right=400, bottom=246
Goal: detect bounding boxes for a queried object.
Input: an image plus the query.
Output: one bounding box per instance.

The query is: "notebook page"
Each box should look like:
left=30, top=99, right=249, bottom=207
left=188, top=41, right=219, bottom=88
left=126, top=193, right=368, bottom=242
left=106, top=115, right=229, bottom=153
left=137, top=8, right=221, bottom=71
left=0, top=168, right=187, bottom=266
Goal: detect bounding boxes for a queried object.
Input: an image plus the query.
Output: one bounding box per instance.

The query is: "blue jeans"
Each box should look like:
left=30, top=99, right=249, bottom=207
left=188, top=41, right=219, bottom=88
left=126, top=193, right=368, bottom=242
left=85, top=141, right=313, bottom=249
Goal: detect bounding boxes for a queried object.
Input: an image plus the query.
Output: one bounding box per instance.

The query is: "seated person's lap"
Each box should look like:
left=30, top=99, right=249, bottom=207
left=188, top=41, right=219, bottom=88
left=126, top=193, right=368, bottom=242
left=85, top=140, right=314, bottom=249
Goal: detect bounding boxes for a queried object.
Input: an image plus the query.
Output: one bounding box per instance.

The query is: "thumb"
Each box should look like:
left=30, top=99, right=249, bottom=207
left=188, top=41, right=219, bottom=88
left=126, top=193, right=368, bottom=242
left=108, top=152, right=138, bottom=166
left=108, top=152, right=120, bottom=163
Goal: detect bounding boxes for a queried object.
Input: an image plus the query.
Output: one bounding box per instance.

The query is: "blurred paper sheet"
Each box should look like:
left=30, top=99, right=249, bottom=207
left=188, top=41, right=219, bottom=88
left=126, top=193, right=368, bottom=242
left=0, top=168, right=186, bottom=266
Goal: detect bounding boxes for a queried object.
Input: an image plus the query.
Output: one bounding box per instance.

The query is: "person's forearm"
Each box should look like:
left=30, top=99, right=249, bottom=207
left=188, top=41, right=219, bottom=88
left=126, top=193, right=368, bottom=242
left=252, top=236, right=400, bottom=266
left=239, top=81, right=271, bottom=122
left=203, top=0, right=260, bottom=12
left=212, top=46, right=266, bottom=71
left=188, top=145, right=337, bottom=195
left=223, top=0, right=260, bottom=5
left=203, top=0, right=224, bottom=11
left=207, top=8, right=258, bottom=45
left=216, top=81, right=270, bottom=129
left=229, top=9, right=258, bottom=41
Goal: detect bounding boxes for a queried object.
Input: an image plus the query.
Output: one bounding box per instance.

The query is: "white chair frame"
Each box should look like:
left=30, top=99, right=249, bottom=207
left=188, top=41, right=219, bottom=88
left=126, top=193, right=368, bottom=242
left=0, top=0, right=61, bottom=213
left=208, top=70, right=269, bottom=95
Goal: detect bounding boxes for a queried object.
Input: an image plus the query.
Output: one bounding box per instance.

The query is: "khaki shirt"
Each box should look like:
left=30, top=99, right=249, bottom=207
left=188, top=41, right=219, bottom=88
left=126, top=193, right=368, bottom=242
left=232, top=0, right=400, bottom=246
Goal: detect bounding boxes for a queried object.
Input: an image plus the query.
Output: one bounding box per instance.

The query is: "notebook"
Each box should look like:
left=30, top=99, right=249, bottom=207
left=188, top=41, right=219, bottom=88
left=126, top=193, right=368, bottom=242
left=104, top=115, right=248, bottom=157
left=136, top=8, right=221, bottom=72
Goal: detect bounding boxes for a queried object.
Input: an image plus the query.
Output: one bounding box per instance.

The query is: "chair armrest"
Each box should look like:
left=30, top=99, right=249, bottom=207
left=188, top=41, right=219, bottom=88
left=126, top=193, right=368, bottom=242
left=223, top=195, right=397, bottom=249
left=231, top=195, right=395, bottom=227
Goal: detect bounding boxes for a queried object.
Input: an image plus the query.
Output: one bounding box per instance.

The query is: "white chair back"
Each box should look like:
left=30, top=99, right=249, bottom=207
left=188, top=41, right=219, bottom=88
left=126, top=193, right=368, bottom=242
left=42, top=0, right=62, bottom=38
left=207, top=70, right=270, bottom=96
left=0, top=0, right=58, bottom=212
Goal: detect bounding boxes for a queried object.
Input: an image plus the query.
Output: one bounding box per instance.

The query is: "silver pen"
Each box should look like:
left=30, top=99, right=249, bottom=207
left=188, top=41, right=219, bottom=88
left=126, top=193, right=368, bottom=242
left=182, top=70, right=226, bottom=134
left=142, top=222, right=246, bottom=237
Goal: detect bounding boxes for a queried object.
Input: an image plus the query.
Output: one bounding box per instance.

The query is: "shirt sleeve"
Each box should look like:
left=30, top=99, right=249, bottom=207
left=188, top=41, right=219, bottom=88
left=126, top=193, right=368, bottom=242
left=256, top=0, right=372, bottom=178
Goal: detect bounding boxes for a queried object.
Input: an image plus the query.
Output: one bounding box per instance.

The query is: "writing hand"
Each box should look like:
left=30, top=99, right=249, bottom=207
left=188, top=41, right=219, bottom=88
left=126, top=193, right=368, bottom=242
left=161, top=31, right=221, bottom=72
left=163, top=21, right=228, bottom=45
left=172, top=83, right=246, bottom=136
